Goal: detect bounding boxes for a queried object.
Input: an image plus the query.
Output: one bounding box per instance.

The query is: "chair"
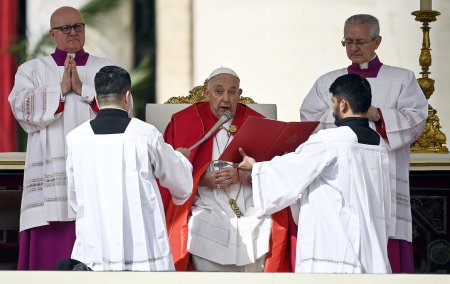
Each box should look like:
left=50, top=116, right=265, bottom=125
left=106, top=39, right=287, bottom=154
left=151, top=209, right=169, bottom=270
left=146, top=84, right=277, bottom=133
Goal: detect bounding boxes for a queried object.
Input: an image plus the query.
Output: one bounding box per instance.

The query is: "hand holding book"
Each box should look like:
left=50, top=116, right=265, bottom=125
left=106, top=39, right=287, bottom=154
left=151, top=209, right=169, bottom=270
left=219, top=117, right=319, bottom=163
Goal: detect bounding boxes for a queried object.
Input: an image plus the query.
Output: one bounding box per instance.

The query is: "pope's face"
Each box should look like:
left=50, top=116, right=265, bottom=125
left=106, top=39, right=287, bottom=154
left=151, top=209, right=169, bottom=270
left=205, top=74, right=242, bottom=119
left=49, top=7, right=85, bottom=53
left=343, top=22, right=381, bottom=64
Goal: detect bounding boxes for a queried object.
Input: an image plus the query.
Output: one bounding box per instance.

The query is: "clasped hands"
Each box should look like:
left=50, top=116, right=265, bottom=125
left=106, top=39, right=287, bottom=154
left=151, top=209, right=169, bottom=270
left=200, top=148, right=256, bottom=190
left=61, top=54, right=82, bottom=96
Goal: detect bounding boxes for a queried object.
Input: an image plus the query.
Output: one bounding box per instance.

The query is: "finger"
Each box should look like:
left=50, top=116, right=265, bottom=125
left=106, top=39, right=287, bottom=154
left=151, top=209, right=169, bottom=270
left=237, top=166, right=251, bottom=171
left=237, top=161, right=251, bottom=171
left=238, top=147, right=247, bottom=158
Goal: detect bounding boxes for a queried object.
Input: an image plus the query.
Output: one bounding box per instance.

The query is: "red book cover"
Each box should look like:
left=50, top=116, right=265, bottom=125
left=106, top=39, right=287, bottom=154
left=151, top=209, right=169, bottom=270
left=219, top=117, right=319, bottom=163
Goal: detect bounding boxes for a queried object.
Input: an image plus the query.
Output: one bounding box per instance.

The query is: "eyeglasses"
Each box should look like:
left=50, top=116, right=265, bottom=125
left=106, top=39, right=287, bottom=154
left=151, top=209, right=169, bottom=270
left=51, top=23, right=85, bottom=34
left=341, top=37, right=377, bottom=47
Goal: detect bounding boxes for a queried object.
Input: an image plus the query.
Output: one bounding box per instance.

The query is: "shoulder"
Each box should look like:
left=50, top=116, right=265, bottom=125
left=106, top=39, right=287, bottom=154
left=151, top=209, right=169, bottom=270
left=128, top=118, right=158, bottom=132
left=315, top=68, right=347, bottom=83
left=171, top=103, right=202, bottom=120
left=17, top=55, right=53, bottom=72
left=126, top=118, right=161, bottom=137
left=315, top=126, right=357, bottom=144
left=379, top=64, right=415, bottom=79
left=239, top=103, right=264, bottom=118
left=67, top=121, right=92, bottom=142
left=86, top=54, right=113, bottom=66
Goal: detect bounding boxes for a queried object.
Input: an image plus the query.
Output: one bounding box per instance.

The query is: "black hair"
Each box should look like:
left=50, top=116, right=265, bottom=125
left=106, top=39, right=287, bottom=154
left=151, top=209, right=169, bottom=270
left=94, top=65, right=131, bottom=104
left=329, top=73, right=372, bottom=114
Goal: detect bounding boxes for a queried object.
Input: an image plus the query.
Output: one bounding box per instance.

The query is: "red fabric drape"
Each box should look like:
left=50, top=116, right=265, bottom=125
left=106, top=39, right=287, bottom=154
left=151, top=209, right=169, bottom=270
left=0, top=1, right=18, bottom=151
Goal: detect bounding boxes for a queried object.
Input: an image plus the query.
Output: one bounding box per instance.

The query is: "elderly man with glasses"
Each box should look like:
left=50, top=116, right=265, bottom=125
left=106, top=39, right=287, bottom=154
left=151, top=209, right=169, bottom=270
left=8, top=6, right=112, bottom=270
left=300, top=14, right=428, bottom=273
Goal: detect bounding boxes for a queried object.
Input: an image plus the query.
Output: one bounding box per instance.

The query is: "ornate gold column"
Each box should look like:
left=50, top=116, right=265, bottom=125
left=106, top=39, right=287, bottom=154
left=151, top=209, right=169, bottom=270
left=410, top=9, right=448, bottom=153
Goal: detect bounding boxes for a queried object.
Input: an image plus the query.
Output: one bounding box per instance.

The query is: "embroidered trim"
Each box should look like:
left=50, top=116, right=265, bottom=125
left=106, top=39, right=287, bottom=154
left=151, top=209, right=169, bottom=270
left=396, top=215, right=412, bottom=223
left=299, top=257, right=359, bottom=268
left=23, top=90, right=35, bottom=123
left=91, top=254, right=170, bottom=267
left=396, top=192, right=411, bottom=207
left=21, top=196, right=69, bottom=213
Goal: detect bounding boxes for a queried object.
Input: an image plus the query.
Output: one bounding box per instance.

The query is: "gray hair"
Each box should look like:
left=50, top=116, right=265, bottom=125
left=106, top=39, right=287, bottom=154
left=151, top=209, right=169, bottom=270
left=344, top=14, right=380, bottom=38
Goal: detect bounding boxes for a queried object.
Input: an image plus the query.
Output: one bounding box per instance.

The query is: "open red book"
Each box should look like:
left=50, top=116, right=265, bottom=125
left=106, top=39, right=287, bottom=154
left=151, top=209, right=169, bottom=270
left=219, top=117, right=319, bottom=163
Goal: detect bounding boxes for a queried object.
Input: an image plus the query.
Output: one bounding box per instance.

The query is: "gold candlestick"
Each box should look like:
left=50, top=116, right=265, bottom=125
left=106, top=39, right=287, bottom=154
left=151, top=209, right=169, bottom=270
left=410, top=10, right=448, bottom=153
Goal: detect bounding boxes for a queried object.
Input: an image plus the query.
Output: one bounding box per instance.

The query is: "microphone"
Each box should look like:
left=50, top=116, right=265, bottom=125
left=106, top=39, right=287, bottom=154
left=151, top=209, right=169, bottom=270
left=188, top=111, right=232, bottom=151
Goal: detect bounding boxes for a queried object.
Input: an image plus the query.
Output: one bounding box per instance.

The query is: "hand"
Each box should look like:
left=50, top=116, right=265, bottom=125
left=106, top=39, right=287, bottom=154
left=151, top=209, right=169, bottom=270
left=175, top=147, right=191, bottom=159
left=199, top=167, right=234, bottom=190
left=60, top=55, right=72, bottom=96
left=69, top=57, right=82, bottom=95
left=367, top=106, right=380, bottom=122
left=238, top=147, right=255, bottom=171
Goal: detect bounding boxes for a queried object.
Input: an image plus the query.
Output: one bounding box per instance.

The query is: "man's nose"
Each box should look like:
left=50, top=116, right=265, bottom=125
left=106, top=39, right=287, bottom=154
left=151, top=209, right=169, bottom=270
left=350, top=43, right=360, bottom=50
left=69, top=27, right=77, bottom=35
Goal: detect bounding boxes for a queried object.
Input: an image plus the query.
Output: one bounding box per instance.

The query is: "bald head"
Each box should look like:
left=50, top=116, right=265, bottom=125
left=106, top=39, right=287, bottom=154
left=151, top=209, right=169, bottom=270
left=50, top=6, right=84, bottom=28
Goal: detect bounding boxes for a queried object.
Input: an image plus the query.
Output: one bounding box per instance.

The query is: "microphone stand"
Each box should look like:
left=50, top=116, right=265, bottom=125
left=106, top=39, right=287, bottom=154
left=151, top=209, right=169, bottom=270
left=188, top=111, right=232, bottom=151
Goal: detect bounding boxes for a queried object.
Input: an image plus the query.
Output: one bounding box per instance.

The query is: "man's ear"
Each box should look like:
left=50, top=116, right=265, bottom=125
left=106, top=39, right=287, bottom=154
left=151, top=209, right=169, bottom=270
left=374, top=36, right=382, bottom=50
left=49, top=30, right=56, bottom=41
left=124, top=90, right=131, bottom=104
left=340, top=99, right=350, bottom=114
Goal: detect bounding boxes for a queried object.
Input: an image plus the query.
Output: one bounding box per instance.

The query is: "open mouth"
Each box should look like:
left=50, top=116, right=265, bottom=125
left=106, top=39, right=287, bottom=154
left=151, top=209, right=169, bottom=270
left=219, top=106, right=230, bottom=112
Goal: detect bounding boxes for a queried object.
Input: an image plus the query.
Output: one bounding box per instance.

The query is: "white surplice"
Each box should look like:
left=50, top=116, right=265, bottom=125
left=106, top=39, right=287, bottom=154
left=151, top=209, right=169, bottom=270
left=66, top=118, right=193, bottom=271
left=8, top=55, right=111, bottom=231
left=300, top=64, right=428, bottom=242
left=187, top=121, right=272, bottom=268
left=252, top=127, right=393, bottom=273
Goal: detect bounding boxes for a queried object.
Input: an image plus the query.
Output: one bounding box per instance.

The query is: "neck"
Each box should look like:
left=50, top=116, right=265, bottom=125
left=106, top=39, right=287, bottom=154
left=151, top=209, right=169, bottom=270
left=99, top=105, right=127, bottom=111
left=347, top=55, right=382, bottom=78
left=51, top=48, right=89, bottom=66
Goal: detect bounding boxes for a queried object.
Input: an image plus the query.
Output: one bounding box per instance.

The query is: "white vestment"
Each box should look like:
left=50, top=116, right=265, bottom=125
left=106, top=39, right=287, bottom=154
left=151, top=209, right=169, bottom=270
left=8, top=54, right=111, bottom=231
left=187, top=121, right=272, bottom=268
left=300, top=64, right=428, bottom=242
left=66, top=118, right=193, bottom=271
left=252, top=127, right=393, bottom=273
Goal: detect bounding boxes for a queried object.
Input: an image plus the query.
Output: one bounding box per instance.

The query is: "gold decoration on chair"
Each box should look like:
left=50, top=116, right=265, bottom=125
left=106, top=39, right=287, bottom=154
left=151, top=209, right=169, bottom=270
left=410, top=9, right=448, bottom=153
left=165, top=80, right=256, bottom=104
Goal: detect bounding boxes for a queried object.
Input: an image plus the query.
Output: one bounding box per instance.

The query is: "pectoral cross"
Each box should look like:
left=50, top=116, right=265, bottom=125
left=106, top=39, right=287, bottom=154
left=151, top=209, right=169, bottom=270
left=229, top=199, right=243, bottom=218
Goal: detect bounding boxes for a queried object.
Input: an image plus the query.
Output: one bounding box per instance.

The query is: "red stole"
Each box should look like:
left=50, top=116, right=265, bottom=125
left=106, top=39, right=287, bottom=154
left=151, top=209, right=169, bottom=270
left=163, top=102, right=291, bottom=271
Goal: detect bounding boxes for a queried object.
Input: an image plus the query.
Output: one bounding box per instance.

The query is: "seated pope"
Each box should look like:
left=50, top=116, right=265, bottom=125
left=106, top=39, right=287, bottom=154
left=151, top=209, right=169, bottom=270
left=160, top=67, right=291, bottom=272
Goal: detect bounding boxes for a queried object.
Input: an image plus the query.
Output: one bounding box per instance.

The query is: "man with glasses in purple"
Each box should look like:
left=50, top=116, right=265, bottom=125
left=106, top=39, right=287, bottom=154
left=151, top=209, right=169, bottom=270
left=300, top=14, right=428, bottom=273
left=8, top=6, right=111, bottom=270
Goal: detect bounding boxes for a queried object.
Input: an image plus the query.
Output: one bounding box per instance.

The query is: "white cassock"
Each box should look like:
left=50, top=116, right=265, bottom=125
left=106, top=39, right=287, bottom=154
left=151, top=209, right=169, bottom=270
left=187, top=120, right=272, bottom=269
left=300, top=64, right=428, bottom=242
left=8, top=55, right=111, bottom=231
left=66, top=118, right=193, bottom=271
left=252, top=127, right=393, bottom=273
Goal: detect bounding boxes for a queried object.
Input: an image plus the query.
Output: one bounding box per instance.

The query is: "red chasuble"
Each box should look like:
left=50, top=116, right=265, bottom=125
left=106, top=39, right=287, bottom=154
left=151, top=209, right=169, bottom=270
left=163, top=102, right=291, bottom=271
